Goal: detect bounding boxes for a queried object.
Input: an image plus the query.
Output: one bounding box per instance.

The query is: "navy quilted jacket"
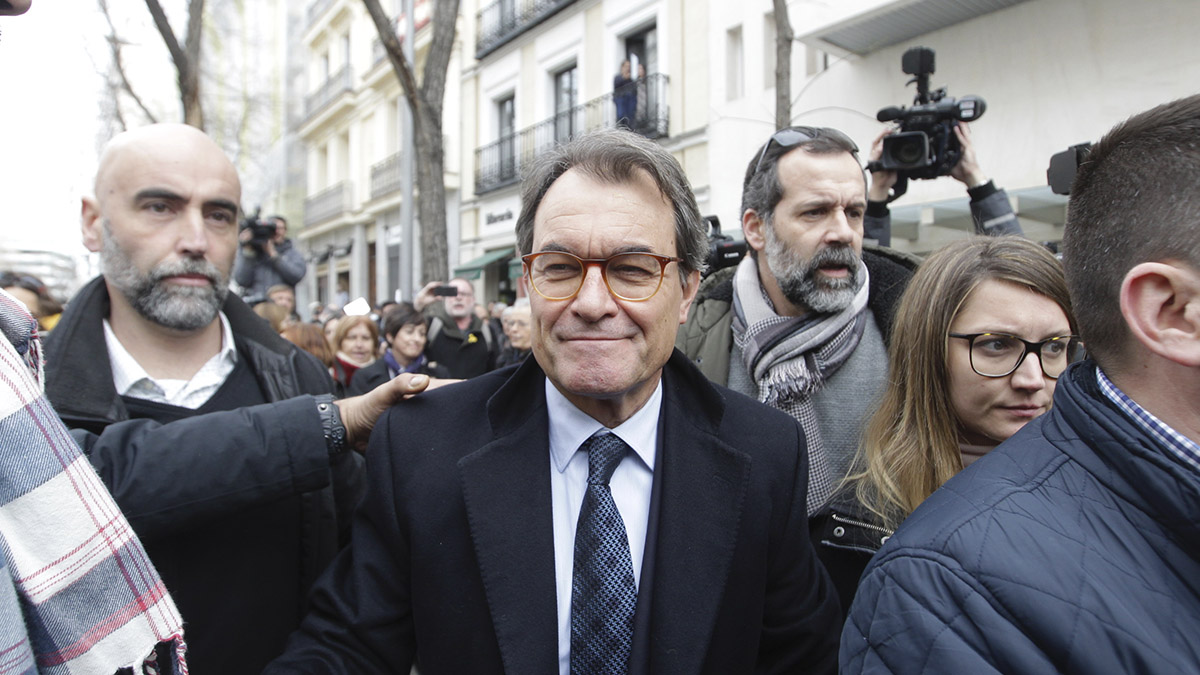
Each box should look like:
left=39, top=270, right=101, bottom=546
left=841, top=361, right=1200, bottom=673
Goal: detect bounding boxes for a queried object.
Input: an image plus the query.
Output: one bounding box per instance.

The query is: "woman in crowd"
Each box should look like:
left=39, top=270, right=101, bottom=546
left=253, top=300, right=290, bottom=334
left=281, top=322, right=337, bottom=388
left=811, top=236, right=1081, bottom=613
left=348, top=308, right=449, bottom=395
left=495, top=300, right=532, bottom=369
left=1, top=271, right=63, bottom=333
left=331, top=315, right=378, bottom=392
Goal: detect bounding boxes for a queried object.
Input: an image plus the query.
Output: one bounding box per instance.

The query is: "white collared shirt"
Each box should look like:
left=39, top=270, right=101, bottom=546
left=547, top=378, right=659, bottom=675
left=104, top=313, right=237, bottom=409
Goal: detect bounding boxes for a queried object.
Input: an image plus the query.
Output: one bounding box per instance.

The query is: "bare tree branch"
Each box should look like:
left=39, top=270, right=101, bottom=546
left=144, top=0, right=205, bottom=128
left=98, top=0, right=159, bottom=124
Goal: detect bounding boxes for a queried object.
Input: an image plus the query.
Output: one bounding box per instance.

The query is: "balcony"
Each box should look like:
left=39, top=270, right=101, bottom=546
left=476, top=0, right=577, bottom=59
left=371, top=152, right=403, bottom=199
left=306, top=0, right=336, bottom=28
left=305, top=180, right=354, bottom=227
left=475, top=73, right=669, bottom=195
left=304, top=65, right=353, bottom=121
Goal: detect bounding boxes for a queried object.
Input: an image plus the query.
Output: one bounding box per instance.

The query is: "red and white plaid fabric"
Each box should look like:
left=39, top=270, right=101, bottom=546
left=0, top=289, right=186, bottom=674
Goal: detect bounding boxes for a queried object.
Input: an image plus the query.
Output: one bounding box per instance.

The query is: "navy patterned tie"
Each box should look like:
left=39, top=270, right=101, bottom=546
left=570, top=433, right=637, bottom=675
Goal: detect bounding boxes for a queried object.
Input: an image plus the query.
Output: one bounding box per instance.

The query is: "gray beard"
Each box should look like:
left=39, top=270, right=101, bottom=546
left=101, top=222, right=229, bottom=331
left=763, top=224, right=860, bottom=314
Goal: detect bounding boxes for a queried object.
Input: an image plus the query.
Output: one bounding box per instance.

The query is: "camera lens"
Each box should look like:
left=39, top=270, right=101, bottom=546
left=884, top=132, right=930, bottom=169
left=893, top=138, right=924, bottom=165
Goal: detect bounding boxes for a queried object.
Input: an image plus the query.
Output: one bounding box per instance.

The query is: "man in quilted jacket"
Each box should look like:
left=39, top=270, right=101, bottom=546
left=842, top=93, right=1200, bottom=672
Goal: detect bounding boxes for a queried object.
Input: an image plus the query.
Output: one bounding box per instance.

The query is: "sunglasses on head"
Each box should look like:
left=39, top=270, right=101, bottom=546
left=751, top=126, right=860, bottom=177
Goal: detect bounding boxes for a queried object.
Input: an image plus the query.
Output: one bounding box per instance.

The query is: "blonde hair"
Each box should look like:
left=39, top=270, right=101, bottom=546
left=849, top=236, right=1076, bottom=528
left=332, top=315, right=379, bottom=353
left=253, top=301, right=289, bottom=333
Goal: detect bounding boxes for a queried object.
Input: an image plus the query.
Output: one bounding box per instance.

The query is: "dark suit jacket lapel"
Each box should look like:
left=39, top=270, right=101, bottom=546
left=459, top=360, right=560, bottom=675
left=648, top=352, right=752, bottom=674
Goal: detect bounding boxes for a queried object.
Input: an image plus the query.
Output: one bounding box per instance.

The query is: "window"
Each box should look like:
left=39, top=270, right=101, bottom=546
left=553, top=66, right=577, bottom=143
left=727, top=25, right=744, bottom=102
left=764, top=12, right=776, bottom=89
left=341, top=33, right=352, bottom=71
left=805, top=46, right=829, bottom=77
left=497, top=94, right=516, bottom=180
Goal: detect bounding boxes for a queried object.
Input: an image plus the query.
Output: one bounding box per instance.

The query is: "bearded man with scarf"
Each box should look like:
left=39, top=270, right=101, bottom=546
left=677, top=127, right=918, bottom=514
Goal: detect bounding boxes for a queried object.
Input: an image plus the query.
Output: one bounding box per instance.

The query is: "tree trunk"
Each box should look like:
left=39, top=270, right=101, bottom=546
left=144, top=0, right=206, bottom=129
left=773, top=0, right=793, bottom=130
left=364, top=0, right=460, bottom=284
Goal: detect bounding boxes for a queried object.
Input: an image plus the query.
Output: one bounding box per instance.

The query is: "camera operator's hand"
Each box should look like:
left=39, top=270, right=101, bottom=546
left=950, top=123, right=989, bottom=189
left=261, top=238, right=277, bottom=259
left=868, top=129, right=898, bottom=202
left=414, top=280, right=445, bottom=311
left=239, top=228, right=253, bottom=244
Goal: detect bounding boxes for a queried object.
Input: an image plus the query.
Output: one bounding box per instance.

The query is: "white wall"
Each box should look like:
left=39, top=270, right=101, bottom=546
left=705, top=0, right=1200, bottom=237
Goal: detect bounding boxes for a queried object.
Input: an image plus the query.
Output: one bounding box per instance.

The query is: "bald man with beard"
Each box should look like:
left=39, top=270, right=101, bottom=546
left=43, top=124, right=368, bottom=673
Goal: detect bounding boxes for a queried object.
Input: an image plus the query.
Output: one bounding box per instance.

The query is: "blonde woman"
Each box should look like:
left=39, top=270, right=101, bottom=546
left=811, top=236, right=1081, bottom=612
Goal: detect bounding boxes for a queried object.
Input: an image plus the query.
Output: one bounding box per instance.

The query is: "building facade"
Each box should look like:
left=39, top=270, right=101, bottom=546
left=298, top=0, right=462, bottom=310
left=294, top=0, right=1200, bottom=308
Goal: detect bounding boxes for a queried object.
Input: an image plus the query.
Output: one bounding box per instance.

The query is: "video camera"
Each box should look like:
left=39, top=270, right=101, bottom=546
left=240, top=207, right=278, bottom=252
left=703, top=215, right=746, bottom=278
left=869, top=47, right=986, bottom=200
left=1047, top=143, right=1092, bottom=195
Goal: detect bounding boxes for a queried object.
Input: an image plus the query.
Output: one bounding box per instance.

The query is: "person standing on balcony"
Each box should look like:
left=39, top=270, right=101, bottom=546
left=613, top=59, right=636, bottom=128
left=634, top=63, right=648, bottom=133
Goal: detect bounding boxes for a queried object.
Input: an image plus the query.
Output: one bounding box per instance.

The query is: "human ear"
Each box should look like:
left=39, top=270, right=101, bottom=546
left=742, top=209, right=768, bottom=253
left=81, top=197, right=104, bottom=253
left=1120, top=262, right=1200, bottom=367
left=678, top=269, right=702, bottom=324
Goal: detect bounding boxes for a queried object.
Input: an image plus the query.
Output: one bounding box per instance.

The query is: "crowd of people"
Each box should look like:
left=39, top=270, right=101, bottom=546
left=2, top=38, right=1200, bottom=670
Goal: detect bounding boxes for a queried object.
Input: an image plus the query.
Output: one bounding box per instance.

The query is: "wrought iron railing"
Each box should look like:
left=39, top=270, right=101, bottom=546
left=370, top=153, right=403, bottom=199
left=476, top=0, right=576, bottom=58
left=304, top=65, right=353, bottom=121
left=475, top=73, right=669, bottom=195
left=304, top=180, right=353, bottom=226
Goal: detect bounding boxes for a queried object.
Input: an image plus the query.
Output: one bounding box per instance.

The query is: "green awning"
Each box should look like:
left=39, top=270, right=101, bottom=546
left=453, top=247, right=515, bottom=280
left=507, top=257, right=523, bottom=280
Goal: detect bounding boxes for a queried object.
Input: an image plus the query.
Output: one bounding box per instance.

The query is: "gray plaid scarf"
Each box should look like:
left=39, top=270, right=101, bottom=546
left=731, top=257, right=870, bottom=513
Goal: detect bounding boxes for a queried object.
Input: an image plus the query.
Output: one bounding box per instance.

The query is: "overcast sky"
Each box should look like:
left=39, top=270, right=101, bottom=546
left=0, top=4, right=108, bottom=261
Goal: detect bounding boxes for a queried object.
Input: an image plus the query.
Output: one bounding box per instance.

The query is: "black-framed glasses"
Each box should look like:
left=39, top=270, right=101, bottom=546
left=522, top=251, right=682, bottom=302
left=949, top=332, right=1084, bottom=379
left=752, top=126, right=860, bottom=177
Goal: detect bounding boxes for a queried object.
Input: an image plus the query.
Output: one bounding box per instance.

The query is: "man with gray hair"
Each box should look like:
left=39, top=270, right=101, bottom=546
left=269, top=128, right=840, bottom=674
left=678, top=126, right=917, bottom=512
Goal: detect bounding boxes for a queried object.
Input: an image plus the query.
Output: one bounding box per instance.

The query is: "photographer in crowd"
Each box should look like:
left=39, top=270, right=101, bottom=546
left=234, top=213, right=307, bottom=300
left=864, top=122, right=1022, bottom=246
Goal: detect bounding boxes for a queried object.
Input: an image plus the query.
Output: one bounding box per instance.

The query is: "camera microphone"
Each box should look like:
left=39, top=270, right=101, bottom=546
left=876, top=106, right=906, bottom=123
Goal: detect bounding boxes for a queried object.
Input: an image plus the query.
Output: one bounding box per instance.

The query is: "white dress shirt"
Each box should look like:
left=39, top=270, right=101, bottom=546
left=547, top=378, right=660, bottom=675
left=104, top=313, right=237, bottom=409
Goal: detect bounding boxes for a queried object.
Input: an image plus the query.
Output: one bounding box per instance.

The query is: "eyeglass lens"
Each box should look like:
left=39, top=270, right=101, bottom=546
left=968, top=334, right=1082, bottom=378
left=527, top=252, right=666, bottom=301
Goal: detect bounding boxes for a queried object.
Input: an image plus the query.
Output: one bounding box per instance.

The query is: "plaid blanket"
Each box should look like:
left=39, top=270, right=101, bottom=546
left=0, top=290, right=185, bottom=674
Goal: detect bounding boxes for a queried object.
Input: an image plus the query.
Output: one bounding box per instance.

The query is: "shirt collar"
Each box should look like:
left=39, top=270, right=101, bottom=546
left=546, top=377, right=662, bottom=475
left=105, top=312, right=237, bottom=396
left=1096, top=366, right=1200, bottom=472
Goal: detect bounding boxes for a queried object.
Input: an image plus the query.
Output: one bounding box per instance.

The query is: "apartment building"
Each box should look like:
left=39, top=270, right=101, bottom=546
left=458, top=0, right=712, bottom=304
left=294, top=0, right=1199, bottom=307
left=298, top=0, right=462, bottom=308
